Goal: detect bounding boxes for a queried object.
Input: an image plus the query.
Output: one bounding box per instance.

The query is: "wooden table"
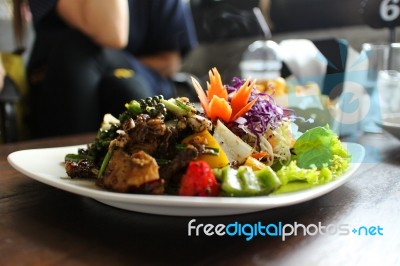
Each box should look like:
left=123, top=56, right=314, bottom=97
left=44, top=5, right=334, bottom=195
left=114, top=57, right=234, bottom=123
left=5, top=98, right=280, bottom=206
left=1, top=132, right=399, bottom=266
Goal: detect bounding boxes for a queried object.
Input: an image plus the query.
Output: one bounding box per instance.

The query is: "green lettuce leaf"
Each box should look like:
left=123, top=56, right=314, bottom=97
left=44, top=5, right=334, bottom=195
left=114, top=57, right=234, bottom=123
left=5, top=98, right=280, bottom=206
left=294, top=126, right=338, bottom=169
left=275, top=125, right=351, bottom=189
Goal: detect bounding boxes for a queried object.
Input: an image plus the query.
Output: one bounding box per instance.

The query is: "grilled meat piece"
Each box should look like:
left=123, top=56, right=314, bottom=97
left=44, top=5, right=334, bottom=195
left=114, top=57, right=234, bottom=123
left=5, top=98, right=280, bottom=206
left=120, top=114, right=167, bottom=155
left=160, top=144, right=199, bottom=182
left=100, top=149, right=163, bottom=194
left=65, top=160, right=97, bottom=179
left=187, top=114, right=212, bottom=133
left=112, top=114, right=182, bottom=160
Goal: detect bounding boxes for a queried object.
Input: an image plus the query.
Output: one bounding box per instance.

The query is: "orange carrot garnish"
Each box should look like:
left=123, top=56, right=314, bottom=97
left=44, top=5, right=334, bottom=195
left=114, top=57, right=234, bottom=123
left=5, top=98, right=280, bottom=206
left=208, top=95, right=232, bottom=123
left=192, top=77, right=209, bottom=114
left=191, top=67, right=259, bottom=124
left=207, top=68, right=228, bottom=101
left=251, top=151, right=269, bottom=159
left=231, top=97, right=258, bottom=122
left=230, top=79, right=256, bottom=116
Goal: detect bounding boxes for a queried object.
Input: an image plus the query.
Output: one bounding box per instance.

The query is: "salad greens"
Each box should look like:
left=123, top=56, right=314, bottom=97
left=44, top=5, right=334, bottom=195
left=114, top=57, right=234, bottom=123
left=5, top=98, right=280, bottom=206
left=214, top=125, right=351, bottom=196
left=273, top=125, right=351, bottom=193
left=294, top=126, right=334, bottom=169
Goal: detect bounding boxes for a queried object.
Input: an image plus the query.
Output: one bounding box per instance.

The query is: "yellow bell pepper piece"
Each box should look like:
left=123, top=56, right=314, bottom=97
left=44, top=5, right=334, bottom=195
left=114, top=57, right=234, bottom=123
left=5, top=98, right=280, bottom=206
left=182, top=130, right=229, bottom=168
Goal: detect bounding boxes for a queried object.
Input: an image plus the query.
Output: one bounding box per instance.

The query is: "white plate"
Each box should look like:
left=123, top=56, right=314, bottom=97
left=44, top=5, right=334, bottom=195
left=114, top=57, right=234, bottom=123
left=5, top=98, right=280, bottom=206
left=376, top=113, right=400, bottom=140
left=7, top=143, right=364, bottom=216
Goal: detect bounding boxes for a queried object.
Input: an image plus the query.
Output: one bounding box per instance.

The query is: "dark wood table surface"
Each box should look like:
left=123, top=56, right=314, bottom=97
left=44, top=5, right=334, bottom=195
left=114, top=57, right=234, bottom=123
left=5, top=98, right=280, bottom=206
left=1, top=132, right=399, bottom=266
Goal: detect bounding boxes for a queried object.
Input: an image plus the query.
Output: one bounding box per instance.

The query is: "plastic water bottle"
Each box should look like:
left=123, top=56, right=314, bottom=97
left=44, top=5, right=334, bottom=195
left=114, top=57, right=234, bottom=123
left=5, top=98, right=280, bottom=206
left=239, top=40, right=282, bottom=81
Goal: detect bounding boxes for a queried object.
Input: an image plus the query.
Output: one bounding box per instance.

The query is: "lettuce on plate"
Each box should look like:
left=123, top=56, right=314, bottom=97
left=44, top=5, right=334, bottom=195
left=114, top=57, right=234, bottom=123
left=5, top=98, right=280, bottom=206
left=276, top=126, right=351, bottom=189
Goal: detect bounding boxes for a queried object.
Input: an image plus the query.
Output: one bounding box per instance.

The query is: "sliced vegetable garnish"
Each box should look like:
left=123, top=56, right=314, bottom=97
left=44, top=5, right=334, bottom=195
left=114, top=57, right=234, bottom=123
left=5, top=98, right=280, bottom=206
left=192, top=76, right=209, bottom=114
left=192, top=69, right=261, bottom=124
left=230, top=79, right=255, bottom=116
left=207, top=67, right=228, bottom=101
left=208, top=95, right=232, bottom=123
left=230, top=97, right=258, bottom=122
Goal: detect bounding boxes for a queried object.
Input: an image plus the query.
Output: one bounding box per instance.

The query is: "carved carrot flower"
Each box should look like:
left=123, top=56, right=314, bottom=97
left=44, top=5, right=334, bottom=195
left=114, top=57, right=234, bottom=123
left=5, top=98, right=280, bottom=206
left=192, top=68, right=258, bottom=123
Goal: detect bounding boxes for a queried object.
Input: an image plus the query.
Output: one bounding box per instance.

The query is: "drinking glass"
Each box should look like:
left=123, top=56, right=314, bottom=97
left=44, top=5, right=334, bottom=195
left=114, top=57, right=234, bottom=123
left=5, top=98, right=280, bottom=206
left=361, top=43, right=390, bottom=94
left=377, top=70, right=400, bottom=115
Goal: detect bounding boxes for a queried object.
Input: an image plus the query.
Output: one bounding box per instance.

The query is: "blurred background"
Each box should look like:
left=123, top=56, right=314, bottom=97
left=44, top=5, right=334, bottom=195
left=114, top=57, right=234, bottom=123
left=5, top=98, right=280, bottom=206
left=181, top=0, right=400, bottom=83
left=1, top=0, right=400, bottom=142
left=2, top=0, right=398, bottom=82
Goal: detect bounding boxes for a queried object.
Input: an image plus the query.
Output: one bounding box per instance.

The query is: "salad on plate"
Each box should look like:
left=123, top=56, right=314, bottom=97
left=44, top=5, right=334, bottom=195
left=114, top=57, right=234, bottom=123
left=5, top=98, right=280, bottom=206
left=64, top=68, right=350, bottom=197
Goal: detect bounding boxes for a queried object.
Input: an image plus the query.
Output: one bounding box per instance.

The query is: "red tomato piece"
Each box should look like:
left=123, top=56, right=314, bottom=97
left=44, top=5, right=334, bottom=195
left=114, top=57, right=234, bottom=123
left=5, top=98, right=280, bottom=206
left=179, top=161, right=220, bottom=197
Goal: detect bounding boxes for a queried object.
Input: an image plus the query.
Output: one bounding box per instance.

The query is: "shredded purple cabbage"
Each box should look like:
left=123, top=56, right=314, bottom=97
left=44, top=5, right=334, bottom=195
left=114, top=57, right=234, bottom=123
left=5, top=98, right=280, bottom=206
left=226, top=77, right=293, bottom=149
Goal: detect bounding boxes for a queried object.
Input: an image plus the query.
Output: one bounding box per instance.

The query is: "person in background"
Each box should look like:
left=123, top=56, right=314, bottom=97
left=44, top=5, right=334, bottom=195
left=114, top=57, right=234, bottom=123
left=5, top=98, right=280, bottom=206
left=13, top=0, right=197, bottom=138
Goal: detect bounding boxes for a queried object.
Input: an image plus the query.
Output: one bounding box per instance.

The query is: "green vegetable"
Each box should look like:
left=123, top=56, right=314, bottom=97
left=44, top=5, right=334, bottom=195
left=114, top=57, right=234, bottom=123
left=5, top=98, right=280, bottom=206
left=216, top=165, right=281, bottom=196
left=161, top=98, right=193, bottom=117
left=64, top=153, right=94, bottom=162
left=97, top=148, right=114, bottom=179
left=86, top=125, right=118, bottom=161
left=277, top=160, right=328, bottom=185
left=293, top=126, right=333, bottom=168
left=219, top=167, right=243, bottom=196
left=255, top=166, right=282, bottom=193
left=125, top=100, right=142, bottom=115
left=237, top=166, right=261, bottom=195
left=155, top=158, right=171, bottom=165
left=275, top=125, right=350, bottom=189
left=124, top=96, right=167, bottom=118
left=175, top=98, right=194, bottom=112
left=272, top=182, right=314, bottom=194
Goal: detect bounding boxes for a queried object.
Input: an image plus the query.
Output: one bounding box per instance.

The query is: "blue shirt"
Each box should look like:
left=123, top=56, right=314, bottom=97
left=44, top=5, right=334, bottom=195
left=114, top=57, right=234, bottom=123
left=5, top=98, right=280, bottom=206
left=28, top=0, right=197, bottom=58
left=28, top=0, right=197, bottom=96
